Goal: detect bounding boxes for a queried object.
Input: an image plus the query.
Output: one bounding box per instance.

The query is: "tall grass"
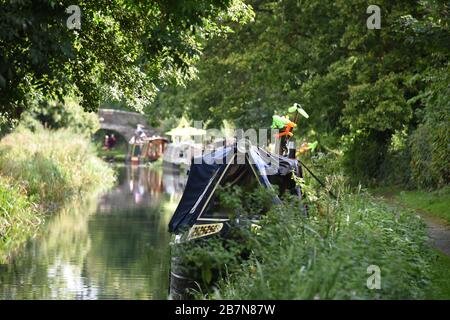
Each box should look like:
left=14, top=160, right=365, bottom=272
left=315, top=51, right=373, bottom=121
left=0, top=125, right=115, bottom=262
left=0, top=126, right=115, bottom=205
left=214, top=193, right=432, bottom=299
left=0, top=176, right=42, bottom=262
left=177, top=177, right=433, bottom=299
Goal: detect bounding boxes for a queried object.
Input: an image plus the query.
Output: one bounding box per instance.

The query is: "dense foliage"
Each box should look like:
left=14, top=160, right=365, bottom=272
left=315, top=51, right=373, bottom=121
left=176, top=181, right=433, bottom=299
left=0, top=0, right=253, bottom=122
left=0, top=125, right=115, bottom=204
left=152, top=0, right=449, bottom=188
left=20, top=99, right=100, bottom=136
left=0, top=124, right=115, bottom=262
left=216, top=193, right=432, bottom=299
left=408, top=65, right=450, bottom=188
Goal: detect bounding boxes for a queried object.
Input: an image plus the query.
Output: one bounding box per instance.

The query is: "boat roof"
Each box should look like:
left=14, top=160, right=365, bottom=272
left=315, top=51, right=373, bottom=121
left=144, top=136, right=169, bottom=142
left=168, top=143, right=299, bottom=233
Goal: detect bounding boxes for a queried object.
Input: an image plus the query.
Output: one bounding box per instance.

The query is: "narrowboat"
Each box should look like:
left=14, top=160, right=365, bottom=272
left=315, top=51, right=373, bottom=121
left=168, top=141, right=304, bottom=299
left=128, top=136, right=168, bottom=165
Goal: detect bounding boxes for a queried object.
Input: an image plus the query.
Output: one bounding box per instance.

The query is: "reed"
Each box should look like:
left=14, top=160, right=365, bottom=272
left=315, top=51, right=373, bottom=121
left=0, top=176, right=42, bottom=262
left=0, top=126, right=115, bottom=205
left=0, top=125, right=115, bottom=262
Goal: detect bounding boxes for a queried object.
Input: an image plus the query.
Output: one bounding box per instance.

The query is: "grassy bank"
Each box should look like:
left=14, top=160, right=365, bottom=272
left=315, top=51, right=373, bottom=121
left=395, top=188, right=450, bottom=224
left=371, top=186, right=450, bottom=224
left=426, top=250, right=450, bottom=299
left=177, top=186, right=434, bottom=299
left=371, top=186, right=450, bottom=299
left=0, top=126, right=115, bottom=262
left=0, top=177, right=43, bottom=262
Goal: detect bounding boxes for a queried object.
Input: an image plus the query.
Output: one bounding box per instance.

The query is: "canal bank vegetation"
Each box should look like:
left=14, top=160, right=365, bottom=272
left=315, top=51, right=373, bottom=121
left=426, top=250, right=450, bottom=300
left=158, top=0, right=449, bottom=299
left=0, top=176, right=42, bottom=262
left=217, top=194, right=431, bottom=299
left=0, top=103, right=116, bottom=262
left=373, top=186, right=450, bottom=225
left=176, top=177, right=435, bottom=300
left=0, top=126, right=115, bottom=205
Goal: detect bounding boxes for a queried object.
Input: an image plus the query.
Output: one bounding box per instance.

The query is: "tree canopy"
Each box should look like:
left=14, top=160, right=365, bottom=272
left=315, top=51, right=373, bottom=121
left=0, top=0, right=253, bottom=121
left=150, top=0, right=449, bottom=187
left=1, top=0, right=448, bottom=187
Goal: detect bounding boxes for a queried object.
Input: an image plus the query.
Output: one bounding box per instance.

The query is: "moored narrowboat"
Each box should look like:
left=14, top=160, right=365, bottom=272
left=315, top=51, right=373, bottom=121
left=168, top=141, right=305, bottom=299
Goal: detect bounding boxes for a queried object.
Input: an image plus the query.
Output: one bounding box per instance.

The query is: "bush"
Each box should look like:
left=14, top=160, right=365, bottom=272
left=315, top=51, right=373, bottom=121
left=172, top=186, right=270, bottom=288
left=409, top=122, right=449, bottom=189
left=20, top=98, right=100, bottom=136
left=173, top=230, right=250, bottom=289
left=342, top=130, right=390, bottom=186
left=409, top=64, right=450, bottom=189
left=0, top=126, right=115, bottom=205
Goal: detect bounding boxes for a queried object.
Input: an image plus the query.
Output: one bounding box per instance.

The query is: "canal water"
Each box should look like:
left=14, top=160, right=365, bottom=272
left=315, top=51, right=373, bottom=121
left=0, top=165, right=187, bottom=299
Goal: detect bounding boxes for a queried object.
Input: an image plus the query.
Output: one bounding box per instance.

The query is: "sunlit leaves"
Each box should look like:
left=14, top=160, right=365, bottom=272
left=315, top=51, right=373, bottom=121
left=0, top=0, right=252, bottom=122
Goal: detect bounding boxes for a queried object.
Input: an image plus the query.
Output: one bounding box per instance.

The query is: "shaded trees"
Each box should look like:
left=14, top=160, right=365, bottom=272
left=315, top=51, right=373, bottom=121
left=0, top=0, right=253, bottom=123
left=151, top=0, right=449, bottom=187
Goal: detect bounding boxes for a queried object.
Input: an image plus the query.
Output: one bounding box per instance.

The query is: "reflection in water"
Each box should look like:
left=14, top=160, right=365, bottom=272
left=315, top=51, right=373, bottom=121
left=0, top=166, right=186, bottom=300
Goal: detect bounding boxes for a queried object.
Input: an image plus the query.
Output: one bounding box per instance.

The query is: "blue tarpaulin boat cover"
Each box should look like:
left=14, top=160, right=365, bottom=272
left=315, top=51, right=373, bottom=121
left=168, top=144, right=300, bottom=233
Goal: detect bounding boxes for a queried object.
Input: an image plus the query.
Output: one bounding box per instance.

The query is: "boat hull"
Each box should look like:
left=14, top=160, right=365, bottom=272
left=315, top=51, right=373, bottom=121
left=169, top=255, right=201, bottom=300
